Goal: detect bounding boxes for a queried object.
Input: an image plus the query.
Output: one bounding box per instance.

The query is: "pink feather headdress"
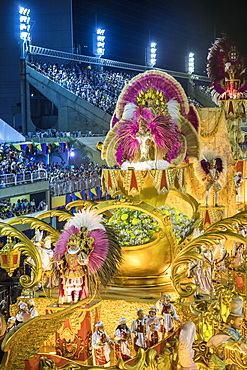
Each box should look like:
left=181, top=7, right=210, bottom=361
left=54, top=209, right=121, bottom=284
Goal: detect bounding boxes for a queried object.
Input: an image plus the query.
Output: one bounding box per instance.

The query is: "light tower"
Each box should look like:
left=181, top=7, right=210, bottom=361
left=146, top=42, right=157, bottom=68
left=19, top=6, right=31, bottom=59
left=19, top=6, right=31, bottom=136
left=188, top=52, right=195, bottom=74
left=93, top=28, right=105, bottom=57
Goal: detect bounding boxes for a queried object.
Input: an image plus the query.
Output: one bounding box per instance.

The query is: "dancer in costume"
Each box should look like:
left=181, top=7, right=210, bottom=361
left=131, top=308, right=147, bottom=353
left=201, top=158, right=223, bottom=208
left=54, top=209, right=121, bottom=304
left=6, top=317, right=16, bottom=333
left=145, top=307, right=161, bottom=347
left=156, top=294, right=180, bottom=334
left=92, top=321, right=113, bottom=367
left=191, top=245, right=215, bottom=299
left=16, top=303, right=31, bottom=324
left=56, top=234, right=89, bottom=303
left=100, top=70, right=200, bottom=169
left=27, top=299, right=38, bottom=318
left=114, top=317, right=132, bottom=361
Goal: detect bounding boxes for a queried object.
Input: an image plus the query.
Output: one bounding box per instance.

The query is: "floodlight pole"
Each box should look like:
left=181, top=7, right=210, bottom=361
left=20, top=45, right=28, bottom=136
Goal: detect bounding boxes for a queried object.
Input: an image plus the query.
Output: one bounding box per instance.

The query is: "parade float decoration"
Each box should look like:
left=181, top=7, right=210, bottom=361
left=2, top=37, right=247, bottom=370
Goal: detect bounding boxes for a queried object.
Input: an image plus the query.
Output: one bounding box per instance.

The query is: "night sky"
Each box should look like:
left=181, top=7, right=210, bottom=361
left=72, top=0, right=247, bottom=74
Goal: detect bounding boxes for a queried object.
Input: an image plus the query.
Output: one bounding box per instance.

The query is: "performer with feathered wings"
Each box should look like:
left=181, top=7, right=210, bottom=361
left=54, top=208, right=122, bottom=304
left=100, top=70, right=200, bottom=169
left=196, top=152, right=226, bottom=208
left=207, top=35, right=247, bottom=104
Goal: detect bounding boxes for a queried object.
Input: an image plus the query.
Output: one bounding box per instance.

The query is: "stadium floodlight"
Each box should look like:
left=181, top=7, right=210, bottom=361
left=188, top=52, right=195, bottom=74
left=93, top=28, right=105, bottom=57
left=19, top=6, right=31, bottom=42
left=146, top=42, right=157, bottom=67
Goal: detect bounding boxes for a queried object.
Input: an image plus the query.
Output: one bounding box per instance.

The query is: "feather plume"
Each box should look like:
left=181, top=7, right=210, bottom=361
left=207, top=35, right=247, bottom=99
left=96, top=225, right=122, bottom=286
left=87, top=229, right=109, bottom=274
left=148, top=115, right=182, bottom=160
left=122, top=103, right=137, bottom=120
left=115, top=70, right=189, bottom=120
left=184, top=105, right=199, bottom=131
left=110, top=113, right=119, bottom=128
left=53, top=209, right=122, bottom=290
left=69, top=209, right=105, bottom=231
left=115, top=120, right=140, bottom=165
left=167, top=99, right=180, bottom=125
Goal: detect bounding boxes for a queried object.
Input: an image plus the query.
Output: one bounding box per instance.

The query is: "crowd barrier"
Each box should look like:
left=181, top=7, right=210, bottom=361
left=0, top=169, right=47, bottom=187
left=50, top=176, right=101, bottom=196
left=0, top=170, right=101, bottom=198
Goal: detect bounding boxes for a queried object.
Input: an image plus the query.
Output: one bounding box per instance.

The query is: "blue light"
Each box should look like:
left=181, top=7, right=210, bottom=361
left=19, top=6, right=31, bottom=41
left=93, top=28, right=105, bottom=57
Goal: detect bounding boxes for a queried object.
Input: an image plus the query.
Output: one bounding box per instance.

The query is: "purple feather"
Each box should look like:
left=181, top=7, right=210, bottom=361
left=215, top=157, right=223, bottom=172
left=111, top=113, right=119, bottom=128
left=87, top=229, right=109, bottom=274
left=115, top=120, right=140, bottom=165
left=201, top=159, right=210, bottom=174
left=148, top=115, right=182, bottom=158
left=184, top=105, right=199, bottom=131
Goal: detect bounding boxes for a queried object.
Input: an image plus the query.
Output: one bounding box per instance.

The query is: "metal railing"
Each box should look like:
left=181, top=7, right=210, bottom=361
left=29, top=45, right=210, bottom=82
left=50, top=176, right=101, bottom=197
left=0, top=169, right=48, bottom=188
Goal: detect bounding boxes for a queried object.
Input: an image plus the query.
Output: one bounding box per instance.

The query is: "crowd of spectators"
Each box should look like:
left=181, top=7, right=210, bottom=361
left=190, top=81, right=211, bottom=96
left=0, top=143, right=105, bottom=219
left=48, top=161, right=103, bottom=196
left=0, top=199, right=47, bottom=220
left=27, top=130, right=107, bottom=140
left=29, top=61, right=134, bottom=115
left=0, top=143, right=47, bottom=188
left=187, top=97, right=203, bottom=107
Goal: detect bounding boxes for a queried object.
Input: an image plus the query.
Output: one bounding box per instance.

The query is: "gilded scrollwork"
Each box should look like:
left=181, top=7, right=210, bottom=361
left=0, top=222, right=42, bottom=289
left=0, top=297, right=92, bottom=370
left=171, top=211, right=247, bottom=298
left=6, top=216, right=60, bottom=244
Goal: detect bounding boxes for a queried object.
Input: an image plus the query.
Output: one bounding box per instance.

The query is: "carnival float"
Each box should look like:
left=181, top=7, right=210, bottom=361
left=1, top=35, right=247, bottom=369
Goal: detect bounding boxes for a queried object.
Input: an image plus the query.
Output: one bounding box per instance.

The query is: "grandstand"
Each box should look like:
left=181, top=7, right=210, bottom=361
left=0, top=1, right=215, bottom=232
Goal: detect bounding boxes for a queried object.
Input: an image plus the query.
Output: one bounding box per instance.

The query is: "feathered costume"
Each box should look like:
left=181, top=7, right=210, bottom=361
left=54, top=208, right=122, bottom=303
left=195, top=151, right=226, bottom=207
left=101, top=70, right=200, bottom=168
left=207, top=35, right=247, bottom=104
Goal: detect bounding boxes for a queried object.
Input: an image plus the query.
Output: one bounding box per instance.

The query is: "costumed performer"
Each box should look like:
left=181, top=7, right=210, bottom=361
left=6, top=317, right=16, bottom=333
left=100, top=70, right=200, bottom=170
left=54, top=209, right=122, bottom=304
left=234, top=172, right=247, bottom=196
left=145, top=306, right=161, bottom=347
left=131, top=308, right=147, bottom=353
left=27, top=299, right=38, bottom=318
left=191, top=245, right=215, bottom=299
left=156, top=294, right=180, bottom=335
left=56, top=234, right=88, bottom=304
left=201, top=158, right=223, bottom=208
left=43, top=235, right=58, bottom=288
left=92, top=321, right=113, bottom=367
left=16, top=302, right=31, bottom=324
left=114, top=317, right=132, bottom=361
